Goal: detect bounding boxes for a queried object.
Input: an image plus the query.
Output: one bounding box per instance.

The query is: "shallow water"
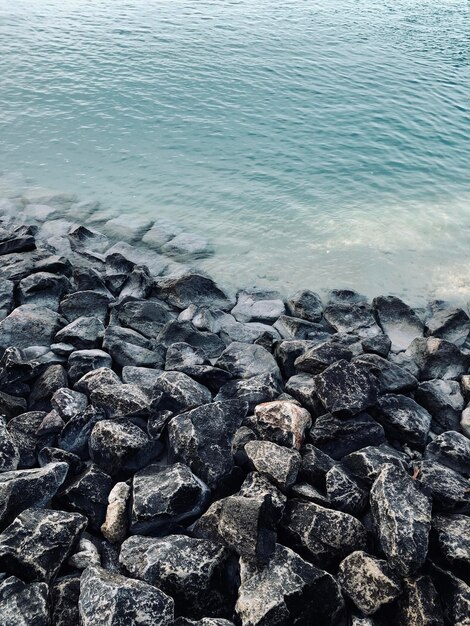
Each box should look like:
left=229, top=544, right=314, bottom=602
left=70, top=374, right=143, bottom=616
left=1, top=0, right=469, bottom=303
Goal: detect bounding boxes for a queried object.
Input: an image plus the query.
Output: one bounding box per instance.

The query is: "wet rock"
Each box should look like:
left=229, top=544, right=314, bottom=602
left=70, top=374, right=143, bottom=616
left=373, top=295, right=424, bottom=351
left=244, top=440, right=301, bottom=489
left=168, top=400, right=248, bottom=488
left=309, top=412, right=385, bottom=459
left=432, top=513, right=470, bottom=568
left=156, top=271, right=232, bottom=310
left=393, top=574, right=444, bottom=626
left=103, top=325, right=164, bottom=368
left=338, top=550, right=402, bottom=615
left=370, top=463, right=432, bottom=575
left=120, top=534, right=237, bottom=619
left=90, top=383, right=154, bottom=418
left=103, top=215, right=153, bottom=242
left=59, top=463, right=112, bottom=530
left=68, top=349, right=113, bottom=384
left=313, top=359, right=378, bottom=417
left=415, top=459, right=469, bottom=512
left=293, top=341, right=352, bottom=374
left=361, top=334, right=391, bottom=358
left=154, top=371, right=211, bottom=413
left=237, top=544, right=343, bottom=626
left=60, top=290, right=111, bottom=323
left=0, top=461, right=68, bottom=529
left=159, top=320, right=226, bottom=359
left=29, top=363, right=68, bottom=411
left=68, top=224, right=109, bottom=253
left=131, top=463, right=209, bottom=534
left=405, top=337, right=468, bottom=381
left=106, top=241, right=168, bottom=277
left=74, top=367, right=121, bottom=395
left=424, top=430, right=470, bottom=476
left=250, top=400, right=312, bottom=449
left=59, top=405, right=107, bottom=459
left=343, top=443, right=409, bottom=484
left=101, top=481, right=130, bottom=543
left=231, top=289, right=285, bottom=324
left=215, top=372, right=282, bottom=412
left=372, top=394, right=431, bottom=447
left=55, top=316, right=104, bottom=349
left=115, top=265, right=154, bottom=301
left=141, top=218, right=182, bottom=249
left=116, top=299, right=173, bottom=338
left=18, top=271, right=71, bottom=310
left=325, top=465, right=368, bottom=515
left=79, top=565, right=174, bottom=626
left=323, top=302, right=381, bottom=339
left=425, top=301, right=470, bottom=346
left=274, top=315, right=328, bottom=340
left=286, top=289, right=323, bottom=322
left=430, top=564, right=470, bottom=626
left=281, top=499, right=367, bottom=567
left=51, top=387, right=88, bottom=421
left=51, top=575, right=81, bottom=626
left=414, top=379, right=464, bottom=433
left=353, top=353, right=418, bottom=394
left=215, top=342, right=279, bottom=380
left=0, top=417, right=19, bottom=472
left=7, top=411, right=49, bottom=468
left=162, top=231, right=211, bottom=260
left=89, top=419, right=156, bottom=476
left=0, top=576, right=49, bottom=626
left=0, top=507, right=86, bottom=582
left=0, top=224, right=36, bottom=255
left=68, top=537, right=101, bottom=570
left=298, top=444, right=336, bottom=487
left=0, top=304, right=62, bottom=350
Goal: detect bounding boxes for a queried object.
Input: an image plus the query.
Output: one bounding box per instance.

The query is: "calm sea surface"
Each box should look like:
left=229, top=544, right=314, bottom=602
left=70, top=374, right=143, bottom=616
left=1, top=0, right=469, bottom=302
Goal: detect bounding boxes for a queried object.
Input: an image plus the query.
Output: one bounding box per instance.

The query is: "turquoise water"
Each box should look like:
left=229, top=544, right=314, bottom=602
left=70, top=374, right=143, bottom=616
left=1, top=0, right=469, bottom=302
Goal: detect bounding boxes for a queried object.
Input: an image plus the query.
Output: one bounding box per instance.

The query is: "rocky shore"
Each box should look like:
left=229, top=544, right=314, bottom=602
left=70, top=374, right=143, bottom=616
left=0, top=192, right=469, bottom=625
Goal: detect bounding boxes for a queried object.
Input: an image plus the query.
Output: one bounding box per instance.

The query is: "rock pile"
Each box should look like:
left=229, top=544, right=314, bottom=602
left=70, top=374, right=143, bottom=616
left=0, top=200, right=469, bottom=625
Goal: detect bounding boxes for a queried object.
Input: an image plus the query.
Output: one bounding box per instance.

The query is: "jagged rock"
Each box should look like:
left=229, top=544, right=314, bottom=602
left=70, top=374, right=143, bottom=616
left=105, top=242, right=166, bottom=276
left=425, top=302, right=470, bottom=346
left=0, top=224, right=36, bottom=255
left=158, top=320, right=226, bottom=359
left=103, top=215, right=153, bottom=242
left=215, top=342, right=279, bottom=380
left=235, top=543, right=344, bottom=626
left=18, top=271, right=71, bottom=310
left=284, top=373, right=324, bottom=414
left=162, top=232, right=211, bottom=260
left=274, top=315, right=327, bottom=340
left=59, top=405, right=107, bottom=459
left=298, top=444, right=335, bottom=487
left=0, top=346, right=38, bottom=389
left=101, top=481, right=130, bottom=543
left=119, top=534, right=237, bottom=619
left=415, top=459, right=469, bottom=512
left=0, top=462, right=68, bottom=529
left=405, top=337, right=468, bottom=381
left=68, top=224, right=109, bottom=253
left=79, top=565, right=174, bottom=626
left=117, top=299, right=173, bottom=338
left=215, top=372, right=282, bottom=412
left=156, top=271, right=232, bottom=310
left=36, top=409, right=64, bottom=436
left=338, top=551, right=402, bottom=615
left=343, top=443, right=409, bottom=483
left=154, top=371, right=211, bottom=413
left=117, top=265, right=154, bottom=300
left=373, top=295, right=424, bottom=351
left=51, top=575, right=81, bottom=626
left=250, top=400, right=312, bottom=449
left=327, top=289, right=368, bottom=306
left=461, top=407, right=470, bottom=438
left=168, top=400, right=248, bottom=488
left=238, top=472, right=287, bottom=520
left=244, top=440, right=301, bottom=489
left=90, top=383, right=154, bottom=418
left=393, top=574, right=444, bottom=626
left=131, top=463, right=209, bottom=534
left=104, top=252, right=135, bottom=294
left=175, top=620, right=234, bottom=626
left=0, top=576, right=49, bottom=626
left=323, top=302, right=381, bottom=339
left=166, top=342, right=206, bottom=370
left=432, top=513, right=470, bottom=568
left=0, top=304, right=62, bottom=350
left=231, top=426, right=257, bottom=467
left=424, top=430, right=470, bottom=476
left=89, top=419, right=157, bottom=476
left=68, top=538, right=101, bottom=570
left=361, top=334, right=391, bottom=358
left=55, top=316, right=104, bottom=349
left=325, top=465, right=368, bottom=515
left=141, top=218, right=182, bottom=249
left=286, top=289, right=323, bottom=322
left=0, top=249, right=50, bottom=282
left=309, top=412, right=385, bottom=459
left=51, top=387, right=88, bottom=421
left=414, top=379, right=464, bottom=433
left=0, top=278, right=14, bottom=320
left=0, top=390, right=26, bottom=419
left=370, top=464, right=432, bottom=575
left=103, top=325, right=164, bottom=368
left=293, top=341, right=352, bottom=374
left=372, top=394, right=431, bottom=447
left=231, top=289, right=285, bottom=324
left=74, top=367, right=121, bottom=395
left=281, top=499, right=367, bottom=567
left=28, top=363, right=68, bottom=411
left=38, top=447, right=84, bottom=485
left=353, top=353, right=418, bottom=394
left=290, top=482, right=331, bottom=507
left=68, top=349, right=113, bottom=384
left=6, top=411, right=49, bottom=468
left=430, top=564, right=470, bottom=626
left=460, top=374, right=470, bottom=401
left=0, top=417, right=19, bottom=473
left=274, top=339, right=319, bottom=379
left=59, top=463, right=112, bottom=530
left=0, top=507, right=86, bottom=582
left=313, top=360, right=378, bottom=417
left=60, top=290, right=111, bottom=323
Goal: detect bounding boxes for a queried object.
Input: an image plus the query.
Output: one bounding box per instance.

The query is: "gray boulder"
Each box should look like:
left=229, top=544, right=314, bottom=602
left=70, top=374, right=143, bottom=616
left=117, top=299, right=173, bottom=338
left=294, top=341, right=352, bottom=374
left=424, top=430, right=470, bottom=476
left=59, top=463, right=112, bottom=530
left=393, top=574, right=444, bottom=626
left=432, top=513, right=470, bottom=568
left=286, top=289, right=323, bottom=322
left=156, top=271, right=232, bottom=310
left=343, top=443, right=409, bottom=483
left=60, top=290, right=111, bottom=323
left=414, top=379, right=464, bottom=433
left=0, top=304, right=62, bottom=350
left=0, top=417, right=19, bottom=473
left=415, top=460, right=470, bottom=512
left=373, top=295, right=424, bottom=351
left=103, top=325, right=164, bottom=368
left=74, top=367, right=121, bottom=395
left=0, top=576, right=49, bottom=626
left=231, top=289, right=285, bottom=324
left=55, top=316, right=104, bottom=349
left=405, top=337, right=468, bottom=381
left=353, top=353, right=418, bottom=394
left=215, top=342, right=280, bottom=380
left=90, top=383, right=154, bottom=418
left=309, top=412, right=385, bottom=459
left=68, top=350, right=113, bottom=384
left=215, top=372, right=282, bottom=412
left=323, top=302, right=381, bottom=339
left=372, top=394, right=431, bottom=447
left=251, top=400, right=312, bottom=449
left=244, top=440, right=301, bottom=489
left=425, top=302, right=470, bottom=346
left=154, top=371, right=211, bottom=413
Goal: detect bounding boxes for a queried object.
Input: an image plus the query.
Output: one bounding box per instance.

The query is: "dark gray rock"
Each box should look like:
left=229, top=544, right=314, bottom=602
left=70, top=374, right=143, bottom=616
left=60, top=290, right=111, bottom=323
left=117, top=299, right=173, bottom=338
left=38, top=447, right=84, bottom=484
left=286, top=289, right=323, bottom=322
left=342, top=443, right=409, bottom=483
left=68, top=350, right=113, bottom=384
left=130, top=463, right=209, bottom=534
left=59, top=405, right=107, bottom=459
left=313, top=359, right=379, bottom=417
left=79, top=565, right=174, bottom=626
left=393, top=574, right=444, bottom=626
left=156, top=271, right=232, bottom=311
left=117, top=265, right=154, bottom=300
left=173, top=364, right=232, bottom=393
left=432, top=513, right=470, bottom=569
left=424, top=430, right=470, bottom=477
left=370, top=463, right=432, bottom=575
left=416, top=459, right=470, bottom=512
left=120, top=365, right=161, bottom=392
left=0, top=576, right=49, bottom=626
left=231, top=289, right=285, bottom=324
left=158, top=321, right=226, bottom=360
left=325, top=465, right=368, bottom=515
left=104, top=252, right=136, bottom=294
left=51, top=387, right=88, bottom=421
left=430, top=564, right=470, bottom=626
left=274, top=315, right=328, bottom=340
left=0, top=249, right=51, bottom=282
left=414, top=379, right=464, bottom=433
left=215, top=342, right=280, bottom=380
left=59, top=463, right=112, bottom=530
left=323, top=302, right=381, bottom=339
left=338, top=550, right=402, bottom=615
left=372, top=394, right=431, bottom=447
left=0, top=507, right=86, bottom=582
left=0, top=346, right=38, bottom=390
left=299, top=444, right=336, bottom=488
left=309, top=412, right=385, bottom=459
left=51, top=575, right=81, bottom=626
left=361, top=334, right=391, bottom=358
left=0, top=462, right=68, bottom=529
left=274, top=339, right=319, bottom=379
left=0, top=304, right=62, bottom=350
left=327, top=289, right=367, bottom=306
left=103, top=325, right=164, bottom=368
left=175, top=619, right=234, bottom=626
left=36, top=408, right=64, bottom=436
left=28, top=363, right=68, bottom=411
left=7, top=411, right=49, bottom=468
left=284, top=373, right=324, bottom=415
left=244, top=440, right=301, bottom=489
left=120, top=534, right=238, bottom=619
left=0, top=224, right=36, bottom=255
left=0, top=390, right=26, bottom=419
left=238, top=471, right=287, bottom=520
left=154, top=371, right=211, bottom=413
left=68, top=224, right=109, bottom=253
left=89, top=419, right=157, bottom=476
left=106, top=241, right=168, bottom=276
left=90, top=383, right=154, bottom=418
left=214, top=372, right=282, bottom=412
left=373, top=295, right=424, bottom=351
left=0, top=278, right=14, bottom=320
left=166, top=342, right=206, bottom=370
left=425, top=301, right=470, bottom=346
left=0, top=417, right=19, bottom=473
left=55, top=316, right=104, bottom=349
left=353, top=353, right=418, bottom=394
left=405, top=337, right=469, bottom=381
left=281, top=499, right=367, bottom=567
left=168, top=400, right=248, bottom=489
left=74, top=367, right=121, bottom=395
left=18, top=271, right=71, bottom=310
left=294, top=340, right=352, bottom=374
left=290, top=482, right=331, bottom=507
left=250, top=400, right=312, bottom=449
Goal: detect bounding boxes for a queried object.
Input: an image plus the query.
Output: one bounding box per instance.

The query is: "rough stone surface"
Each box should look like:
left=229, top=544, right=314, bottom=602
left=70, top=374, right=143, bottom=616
left=414, top=378, right=464, bottom=433
left=251, top=400, right=312, bottom=449
left=373, top=295, right=424, bottom=351
left=406, top=337, right=469, bottom=381
left=0, top=576, right=50, bottom=626
left=372, top=394, right=431, bottom=447
left=286, top=289, right=323, bottom=322
left=244, top=440, right=301, bottom=489
left=309, top=412, right=385, bottom=459
left=424, top=430, right=470, bottom=476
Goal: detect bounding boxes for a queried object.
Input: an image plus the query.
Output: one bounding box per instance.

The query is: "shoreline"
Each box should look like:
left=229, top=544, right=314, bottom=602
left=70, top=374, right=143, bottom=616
left=0, top=200, right=469, bottom=624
